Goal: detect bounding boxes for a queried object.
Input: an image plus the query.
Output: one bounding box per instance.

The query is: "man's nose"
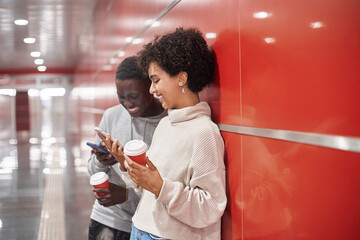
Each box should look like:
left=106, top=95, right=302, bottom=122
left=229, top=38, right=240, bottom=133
left=123, top=100, right=133, bottom=108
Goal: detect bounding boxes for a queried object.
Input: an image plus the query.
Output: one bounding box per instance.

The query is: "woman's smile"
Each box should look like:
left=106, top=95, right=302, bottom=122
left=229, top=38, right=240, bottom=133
left=153, top=93, right=163, bottom=102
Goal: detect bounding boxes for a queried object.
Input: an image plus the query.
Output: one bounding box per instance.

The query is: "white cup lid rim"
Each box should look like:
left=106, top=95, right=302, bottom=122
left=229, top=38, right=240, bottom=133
left=90, top=172, right=109, bottom=185
left=124, top=139, right=147, bottom=156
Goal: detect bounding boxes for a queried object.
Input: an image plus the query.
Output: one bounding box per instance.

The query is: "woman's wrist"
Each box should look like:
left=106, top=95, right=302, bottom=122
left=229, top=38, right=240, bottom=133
left=154, top=179, right=164, bottom=197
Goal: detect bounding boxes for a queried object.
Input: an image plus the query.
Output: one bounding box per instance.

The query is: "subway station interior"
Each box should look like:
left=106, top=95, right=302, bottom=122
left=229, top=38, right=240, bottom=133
left=0, top=0, right=360, bottom=239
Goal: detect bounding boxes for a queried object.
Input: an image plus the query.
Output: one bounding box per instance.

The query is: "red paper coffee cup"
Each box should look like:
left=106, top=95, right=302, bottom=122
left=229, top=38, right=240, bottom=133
left=90, top=172, right=109, bottom=196
left=124, top=140, right=148, bottom=165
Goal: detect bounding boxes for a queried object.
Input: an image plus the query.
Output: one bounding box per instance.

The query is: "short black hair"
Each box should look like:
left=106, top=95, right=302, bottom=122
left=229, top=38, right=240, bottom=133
left=116, top=56, right=148, bottom=81
left=137, top=27, right=215, bottom=93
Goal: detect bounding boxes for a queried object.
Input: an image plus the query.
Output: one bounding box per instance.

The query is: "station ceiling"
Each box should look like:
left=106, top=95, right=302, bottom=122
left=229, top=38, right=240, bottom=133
left=0, top=0, right=96, bottom=76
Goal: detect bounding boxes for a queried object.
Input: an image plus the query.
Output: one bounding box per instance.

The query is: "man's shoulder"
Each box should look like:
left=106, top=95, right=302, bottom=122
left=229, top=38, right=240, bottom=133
left=103, top=105, right=128, bottom=117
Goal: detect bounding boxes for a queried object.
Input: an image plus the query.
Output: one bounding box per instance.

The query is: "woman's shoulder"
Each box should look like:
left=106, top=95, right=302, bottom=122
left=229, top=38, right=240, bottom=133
left=186, top=117, right=221, bottom=142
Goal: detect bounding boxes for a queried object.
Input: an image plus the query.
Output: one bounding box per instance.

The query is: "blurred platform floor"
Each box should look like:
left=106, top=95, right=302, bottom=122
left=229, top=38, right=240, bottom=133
left=0, top=95, right=95, bottom=239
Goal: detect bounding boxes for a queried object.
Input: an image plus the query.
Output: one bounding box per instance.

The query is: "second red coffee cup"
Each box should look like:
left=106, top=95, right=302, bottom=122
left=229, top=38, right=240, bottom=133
left=90, top=172, right=110, bottom=196
left=124, top=139, right=148, bottom=165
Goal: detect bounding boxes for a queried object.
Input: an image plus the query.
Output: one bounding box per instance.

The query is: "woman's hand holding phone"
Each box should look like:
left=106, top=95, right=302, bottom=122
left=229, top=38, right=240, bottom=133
left=98, top=131, right=126, bottom=169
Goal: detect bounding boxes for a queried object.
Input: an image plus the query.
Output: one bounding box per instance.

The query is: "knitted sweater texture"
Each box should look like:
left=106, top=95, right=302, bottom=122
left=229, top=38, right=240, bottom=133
left=132, top=102, right=227, bottom=239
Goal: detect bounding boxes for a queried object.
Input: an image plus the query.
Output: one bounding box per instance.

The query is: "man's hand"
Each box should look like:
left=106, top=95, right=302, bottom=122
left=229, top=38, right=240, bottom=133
left=92, top=142, right=117, bottom=166
left=93, top=182, right=127, bottom=207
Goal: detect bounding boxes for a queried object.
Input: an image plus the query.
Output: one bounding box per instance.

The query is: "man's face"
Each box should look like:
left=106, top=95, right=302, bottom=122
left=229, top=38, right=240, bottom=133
left=116, top=79, right=153, bottom=117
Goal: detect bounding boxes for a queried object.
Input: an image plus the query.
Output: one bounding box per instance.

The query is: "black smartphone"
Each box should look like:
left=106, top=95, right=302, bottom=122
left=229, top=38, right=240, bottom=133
left=86, top=142, right=110, bottom=154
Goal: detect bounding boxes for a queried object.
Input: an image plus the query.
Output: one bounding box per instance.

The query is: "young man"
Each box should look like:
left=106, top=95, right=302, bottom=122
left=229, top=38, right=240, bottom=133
left=87, top=56, right=166, bottom=240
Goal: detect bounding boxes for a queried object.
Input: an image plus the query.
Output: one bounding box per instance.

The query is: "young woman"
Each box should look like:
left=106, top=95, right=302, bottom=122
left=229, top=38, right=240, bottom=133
left=101, top=27, right=227, bottom=240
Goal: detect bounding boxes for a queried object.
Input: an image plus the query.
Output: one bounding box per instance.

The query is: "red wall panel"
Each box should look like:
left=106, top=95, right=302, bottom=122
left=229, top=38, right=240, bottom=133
left=73, top=0, right=360, bottom=239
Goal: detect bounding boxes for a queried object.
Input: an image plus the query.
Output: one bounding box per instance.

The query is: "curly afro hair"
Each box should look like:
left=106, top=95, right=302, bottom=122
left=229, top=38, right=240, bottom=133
left=116, top=56, right=148, bottom=82
left=137, top=27, right=215, bottom=93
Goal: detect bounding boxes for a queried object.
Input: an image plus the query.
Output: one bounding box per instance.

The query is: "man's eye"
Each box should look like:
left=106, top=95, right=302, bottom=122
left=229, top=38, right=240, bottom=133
left=129, top=95, right=139, bottom=100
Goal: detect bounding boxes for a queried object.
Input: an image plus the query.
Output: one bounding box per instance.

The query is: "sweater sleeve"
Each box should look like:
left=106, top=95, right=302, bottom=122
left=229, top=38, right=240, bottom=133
left=118, top=165, right=143, bottom=194
left=156, top=128, right=227, bottom=228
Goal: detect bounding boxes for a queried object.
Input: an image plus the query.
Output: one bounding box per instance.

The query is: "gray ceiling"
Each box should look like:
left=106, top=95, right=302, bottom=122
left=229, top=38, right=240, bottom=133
left=0, top=0, right=96, bottom=76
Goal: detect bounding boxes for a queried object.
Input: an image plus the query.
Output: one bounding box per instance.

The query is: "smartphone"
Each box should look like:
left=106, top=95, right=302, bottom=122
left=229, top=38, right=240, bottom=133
left=94, top=127, right=115, bottom=142
left=86, top=142, right=110, bottom=154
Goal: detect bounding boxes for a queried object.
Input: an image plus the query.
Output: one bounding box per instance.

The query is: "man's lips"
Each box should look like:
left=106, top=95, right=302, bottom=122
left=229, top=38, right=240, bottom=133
left=127, top=106, right=140, bottom=113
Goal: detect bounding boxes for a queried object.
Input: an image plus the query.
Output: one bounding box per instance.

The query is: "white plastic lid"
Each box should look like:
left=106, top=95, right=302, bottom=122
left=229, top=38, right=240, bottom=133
left=124, top=140, right=148, bottom=156
left=90, top=172, right=109, bottom=185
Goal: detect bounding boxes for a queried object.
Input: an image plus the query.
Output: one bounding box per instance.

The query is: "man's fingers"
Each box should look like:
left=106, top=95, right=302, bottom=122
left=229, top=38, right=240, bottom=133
left=98, top=198, right=112, bottom=206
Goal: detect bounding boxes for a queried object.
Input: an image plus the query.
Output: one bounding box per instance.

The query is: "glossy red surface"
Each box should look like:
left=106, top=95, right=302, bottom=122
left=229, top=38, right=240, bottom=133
left=73, top=0, right=360, bottom=239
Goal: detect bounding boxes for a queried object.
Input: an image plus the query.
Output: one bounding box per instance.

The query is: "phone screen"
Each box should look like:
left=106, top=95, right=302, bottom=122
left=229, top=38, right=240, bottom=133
left=86, top=142, right=110, bottom=154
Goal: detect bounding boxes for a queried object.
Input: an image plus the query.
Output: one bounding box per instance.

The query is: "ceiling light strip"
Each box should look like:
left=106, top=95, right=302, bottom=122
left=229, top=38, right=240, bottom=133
left=218, top=123, right=360, bottom=153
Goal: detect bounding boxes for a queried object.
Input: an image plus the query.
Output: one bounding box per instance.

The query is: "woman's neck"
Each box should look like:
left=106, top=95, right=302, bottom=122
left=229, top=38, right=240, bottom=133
left=174, top=92, right=200, bottom=109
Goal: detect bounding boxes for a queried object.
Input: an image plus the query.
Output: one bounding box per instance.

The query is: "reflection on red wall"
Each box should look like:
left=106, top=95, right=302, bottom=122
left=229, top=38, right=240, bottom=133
left=73, top=0, right=360, bottom=239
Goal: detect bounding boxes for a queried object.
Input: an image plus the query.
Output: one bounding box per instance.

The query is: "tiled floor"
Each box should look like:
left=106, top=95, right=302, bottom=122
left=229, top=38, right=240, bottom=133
left=0, top=98, right=95, bottom=240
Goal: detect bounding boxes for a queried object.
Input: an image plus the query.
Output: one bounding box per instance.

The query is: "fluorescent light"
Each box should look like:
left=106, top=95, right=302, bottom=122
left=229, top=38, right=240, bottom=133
left=24, top=37, right=36, bottom=44
left=34, top=59, right=44, bottom=65
left=28, top=89, right=40, bottom=97
left=14, top=19, right=28, bottom=25
left=30, top=51, right=41, bottom=57
left=117, top=51, right=125, bottom=57
left=264, top=37, right=276, bottom=44
left=146, top=19, right=160, bottom=27
left=37, top=66, right=47, bottom=72
left=253, top=11, right=271, bottom=19
left=132, top=38, right=142, bottom=44
left=0, top=89, right=16, bottom=96
left=109, top=57, right=117, bottom=64
left=152, top=21, right=160, bottom=27
left=310, top=21, right=324, bottom=29
left=40, top=88, right=66, bottom=97
left=205, top=33, right=217, bottom=39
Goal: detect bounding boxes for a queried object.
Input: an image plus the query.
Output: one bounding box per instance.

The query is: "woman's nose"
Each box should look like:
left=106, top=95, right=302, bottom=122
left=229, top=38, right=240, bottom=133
left=149, top=82, right=156, bottom=94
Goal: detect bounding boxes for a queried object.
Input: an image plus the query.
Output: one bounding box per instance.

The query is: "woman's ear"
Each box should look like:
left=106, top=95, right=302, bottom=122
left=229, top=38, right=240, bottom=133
left=178, top=71, right=188, bottom=85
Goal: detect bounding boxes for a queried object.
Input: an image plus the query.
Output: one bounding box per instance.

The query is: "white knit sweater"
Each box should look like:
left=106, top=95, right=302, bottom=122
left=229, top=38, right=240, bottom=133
left=131, top=102, right=227, bottom=240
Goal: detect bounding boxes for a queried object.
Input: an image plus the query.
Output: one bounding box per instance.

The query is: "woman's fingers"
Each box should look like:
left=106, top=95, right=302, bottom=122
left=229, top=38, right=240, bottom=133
left=145, top=157, right=156, bottom=171
left=124, top=155, right=134, bottom=165
left=111, top=139, right=118, bottom=152
left=98, top=132, right=106, bottom=142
